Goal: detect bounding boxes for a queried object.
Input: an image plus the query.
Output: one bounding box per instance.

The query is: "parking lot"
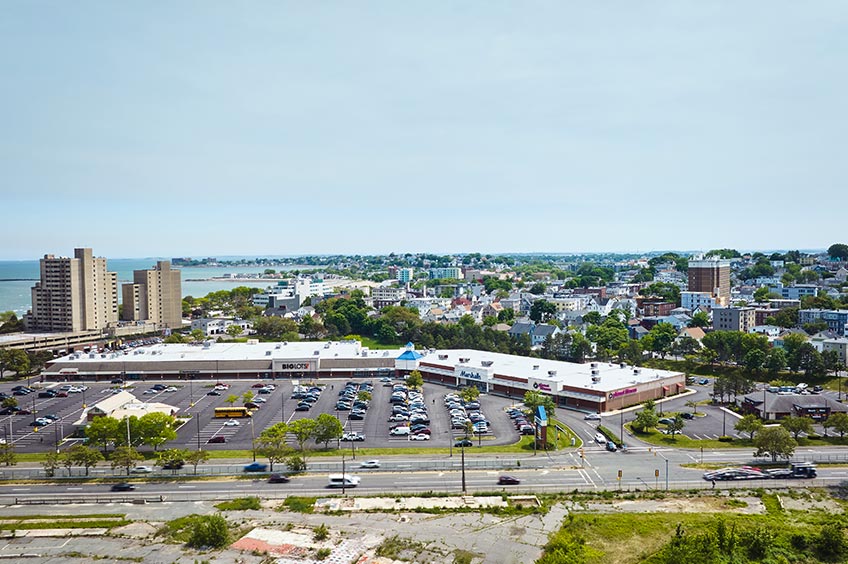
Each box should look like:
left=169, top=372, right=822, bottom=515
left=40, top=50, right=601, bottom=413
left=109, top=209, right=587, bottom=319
left=0, top=378, right=528, bottom=453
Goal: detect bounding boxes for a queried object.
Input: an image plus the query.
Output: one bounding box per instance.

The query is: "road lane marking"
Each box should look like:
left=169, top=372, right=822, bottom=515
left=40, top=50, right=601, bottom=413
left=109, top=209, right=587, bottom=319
left=178, top=485, right=196, bottom=489
left=66, top=487, right=83, bottom=491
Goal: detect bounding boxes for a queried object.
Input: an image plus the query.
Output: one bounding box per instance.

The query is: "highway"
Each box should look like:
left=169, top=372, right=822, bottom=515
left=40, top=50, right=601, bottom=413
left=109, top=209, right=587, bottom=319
left=2, top=447, right=847, bottom=504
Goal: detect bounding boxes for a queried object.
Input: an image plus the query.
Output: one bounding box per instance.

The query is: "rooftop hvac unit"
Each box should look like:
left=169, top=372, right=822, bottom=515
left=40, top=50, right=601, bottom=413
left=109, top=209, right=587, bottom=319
left=590, top=362, right=598, bottom=369
left=533, top=365, right=539, bottom=370
left=548, top=370, right=557, bottom=376
left=591, top=369, right=599, bottom=376
left=460, top=358, right=470, bottom=363
left=481, top=360, right=493, bottom=367
left=633, top=368, right=641, bottom=375
left=265, top=350, right=272, bottom=356
left=275, top=344, right=281, bottom=349
left=314, top=350, right=320, bottom=355
left=620, top=363, right=627, bottom=369
left=89, top=353, right=95, bottom=359
left=324, top=343, right=331, bottom=349
left=591, top=375, right=601, bottom=383
left=439, top=354, right=448, bottom=360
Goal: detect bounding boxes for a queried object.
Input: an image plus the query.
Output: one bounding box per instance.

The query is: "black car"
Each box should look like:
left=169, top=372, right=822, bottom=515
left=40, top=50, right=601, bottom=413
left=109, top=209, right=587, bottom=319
left=454, top=439, right=474, bottom=447
left=38, top=391, right=57, bottom=398
left=207, top=390, right=221, bottom=396
left=295, top=404, right=310, bottom=411
left=111, top=378, right=124, bottom=384
left=268, top=473, right=291, bottom=483
left=498, top=475, right=521, bottom=485
left=162, top=460, right=185, bottom=470
left=111, top=483, right=136, bottom=492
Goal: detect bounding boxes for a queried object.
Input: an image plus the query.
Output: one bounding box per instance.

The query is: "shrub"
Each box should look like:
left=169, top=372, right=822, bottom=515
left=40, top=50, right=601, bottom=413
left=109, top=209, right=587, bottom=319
left=313, top=523, right=329, bottom=541
left=215, top=497, right=260, bottom=511
left=815, top=521, right=848, bottom=560
left=279, top=496, right=316, bottom=513
left=187, top=514, right=230, bottom=549
left=315, top=547, right=331, bottom=560
left=717, top=436, right=734, bottom=442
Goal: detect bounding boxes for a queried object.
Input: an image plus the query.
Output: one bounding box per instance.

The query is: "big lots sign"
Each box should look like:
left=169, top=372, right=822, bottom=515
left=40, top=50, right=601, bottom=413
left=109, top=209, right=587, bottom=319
left=275, top=361, right=313, bottom=372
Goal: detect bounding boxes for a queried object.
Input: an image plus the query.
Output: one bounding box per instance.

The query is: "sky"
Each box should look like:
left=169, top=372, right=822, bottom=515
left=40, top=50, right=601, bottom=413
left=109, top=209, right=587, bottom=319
left=1, top=3, right=846, bottom=260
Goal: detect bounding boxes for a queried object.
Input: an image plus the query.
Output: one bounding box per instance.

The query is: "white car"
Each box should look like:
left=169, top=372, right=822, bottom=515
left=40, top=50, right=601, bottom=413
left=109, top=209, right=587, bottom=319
left=224, top=420, right=240, bottom=427
left=163, top=387, right=178, bottom=392
left=360, top=460, right=380, bottom=468
left=252, top=397, right=267, bottom=403
left=584, top=413, right=601, bottom=421
left=131, top=465, right=153, bottom=474
left=409, top=433, right=430, bottom=441
left=595, top=433, right=607, bottom=444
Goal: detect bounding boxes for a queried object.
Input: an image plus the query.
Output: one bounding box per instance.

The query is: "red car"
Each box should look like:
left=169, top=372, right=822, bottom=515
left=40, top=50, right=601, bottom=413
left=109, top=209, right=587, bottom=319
left=207, top=436, right=226, bottom=444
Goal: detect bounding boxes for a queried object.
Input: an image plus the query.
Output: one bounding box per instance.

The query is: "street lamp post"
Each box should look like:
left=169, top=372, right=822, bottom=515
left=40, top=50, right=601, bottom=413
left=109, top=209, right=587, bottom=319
left=196, top=414, right=201, bottom=451
left=341, top=453, right=346, bottom=496
left=250, top=416, right=256, bottom=462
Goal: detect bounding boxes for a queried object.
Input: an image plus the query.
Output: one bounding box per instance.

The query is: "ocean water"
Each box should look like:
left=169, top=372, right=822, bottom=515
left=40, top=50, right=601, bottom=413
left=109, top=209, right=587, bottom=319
left=0, top=258, right=304, bottom=316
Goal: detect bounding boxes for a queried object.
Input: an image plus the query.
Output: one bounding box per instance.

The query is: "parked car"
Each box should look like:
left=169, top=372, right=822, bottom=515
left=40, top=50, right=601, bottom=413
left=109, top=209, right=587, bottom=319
left=207, top=390, right=221, bottom=396
left=244, top=462, right=268, bottom=472
left=268, top=473, right=290, bottom=483
left=498, top=475, right=521, bottom=485
left=131, top=465, right=154, bottom=474
left=224, top=420, right=240, bottom=426
left=409, top=433, right=430, bottom=441
left=454, top=439, right=474, bottom=447
left=208, top=436, right=226, bottom=444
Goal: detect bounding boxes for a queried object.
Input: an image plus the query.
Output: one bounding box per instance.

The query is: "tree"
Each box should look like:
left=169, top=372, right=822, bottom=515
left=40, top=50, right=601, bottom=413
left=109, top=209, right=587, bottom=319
left=666, top=414, right=686, bottom=437
left=765, top=349, right=787, bottom=375
left=189, top=329, right=205, bottom=343
left=255, top=422, right=293, bottom=471
left=529, top=299, right=557, bottom=323
left=0, top=348, right=30, bottom=378
left=522, top=391, right=555, bottom=417
left=781, top=415, right=814, bottom=439
left=405, top=370, right=423, bottom=390
left=685, top=400, right=699, bottom=415
left=185, top=449, right=210, bottom=475
left=242, top=390, right=255, bottom=405
left=688, top=311, right=710, bottom=328
left=313, top=414, right=343, bottom=449
left=582, top=311, right=602, bottom=325
left=1, top=397, right=17, bottom=410
left=110, top=446, right=143, bottom=475
left=68, top=444, right=104, bottom=476
left=135, top=412, right=177, bottom=451
left=644, top=323, right=678, bottom=358
left=157, top=448, right=189, bottom=471
left=735, top=414, right=763, bottom=439
left=225, top=324, right=243, bottom=339
left=42, top=450, right=60, bottom=477
left=0, top=443, right=16, bottom=466
left=753, top=426, right=796, bottom=462
left=632, top=402, right=659, bottom=433
left=459, top=386, right=480, bottom=403
left=828, top=243, right=848, bottom=261
left=826, top=412, right=848, bottom=438
left=287, top=418, right=316, bottom=455
left=253, top=316, right=299, bottom=341
left=497, top=308, right=515, bottom=324
left=528, top=282, right=547, bottom=295
left=85, top=416, right=122, bottom=454
left=225, top=394, right=239, bottom=407
left=743, top=349, right=766, bottom=374
left=188, top=514, right=230, bottom=549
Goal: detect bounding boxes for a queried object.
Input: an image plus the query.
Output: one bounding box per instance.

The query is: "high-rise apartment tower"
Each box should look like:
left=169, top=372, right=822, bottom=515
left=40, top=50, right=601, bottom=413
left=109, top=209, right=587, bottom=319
left=121, top=261, right=182, bottom=329
left=687, top=255, right=731, bottom=306
left=29, top=248, right=118, bottom=332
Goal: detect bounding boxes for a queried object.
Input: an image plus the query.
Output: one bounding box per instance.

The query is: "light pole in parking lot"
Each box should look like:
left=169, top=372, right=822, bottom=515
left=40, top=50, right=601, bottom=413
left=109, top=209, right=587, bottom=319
left=281, top=386, right=285, bottom=424
left=195, top=414, right=201, bottom=451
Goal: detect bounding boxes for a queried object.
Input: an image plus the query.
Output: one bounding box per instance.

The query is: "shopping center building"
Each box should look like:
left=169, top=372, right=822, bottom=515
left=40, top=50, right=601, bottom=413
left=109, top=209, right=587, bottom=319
left=43, top=340, right=684, bottom=413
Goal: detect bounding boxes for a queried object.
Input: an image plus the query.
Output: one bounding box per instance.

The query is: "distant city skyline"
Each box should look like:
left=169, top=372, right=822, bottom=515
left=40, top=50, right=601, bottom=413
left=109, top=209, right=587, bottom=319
left=2, top=3, right=846, bottom=260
